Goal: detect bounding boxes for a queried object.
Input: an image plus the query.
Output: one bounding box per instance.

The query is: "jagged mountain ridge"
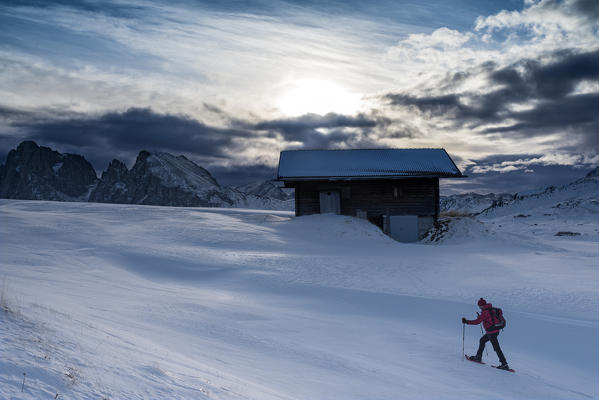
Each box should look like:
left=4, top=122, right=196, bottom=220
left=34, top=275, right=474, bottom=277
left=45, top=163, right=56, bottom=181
left=478, top=166, right=599, bottom=217
left=0, top=141, right=292, bottom=210
left=235, top=180, right=293, bottom=201
left=90, top=151, right=235, bottom=207
left=440, top=167, right=599, bottom=215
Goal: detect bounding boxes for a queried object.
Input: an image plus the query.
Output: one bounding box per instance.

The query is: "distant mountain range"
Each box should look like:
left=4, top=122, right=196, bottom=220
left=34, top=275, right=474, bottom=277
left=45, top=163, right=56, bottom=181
left=1, top=141, right=596, bottom=215
left=440, top=166, right=599, bottom=215
left=477, top=166, right=599, bottom=217
left=0, top=141, right=293, bottom=210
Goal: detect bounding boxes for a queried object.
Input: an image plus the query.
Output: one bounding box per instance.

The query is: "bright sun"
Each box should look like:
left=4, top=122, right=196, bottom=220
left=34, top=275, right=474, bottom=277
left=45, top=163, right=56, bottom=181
left=277, top=79, right=361, bottom=117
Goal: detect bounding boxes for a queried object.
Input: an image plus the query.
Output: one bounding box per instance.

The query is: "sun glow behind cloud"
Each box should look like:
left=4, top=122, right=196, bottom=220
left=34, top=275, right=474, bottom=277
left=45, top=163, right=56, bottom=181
left=276, top=79, right=362, bottom=117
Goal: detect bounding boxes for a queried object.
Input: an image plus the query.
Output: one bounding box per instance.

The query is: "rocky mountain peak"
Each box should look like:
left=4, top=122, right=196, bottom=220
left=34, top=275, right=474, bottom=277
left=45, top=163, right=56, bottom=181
left=136, top=150, right=151, bottom=163
left=17, top=140, right=39, bottom=154
left=89, top=149, right=233, bottom=207
left=0, top=140, right=97, bottom=200
left=145, top=151, right=221, bottom=189
left=99, top=159, right=129, bottom=182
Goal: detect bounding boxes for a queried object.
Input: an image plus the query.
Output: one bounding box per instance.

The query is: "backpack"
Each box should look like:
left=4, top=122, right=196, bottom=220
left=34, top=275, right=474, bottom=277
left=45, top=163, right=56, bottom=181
left=489, top=307, right=506, bottom=330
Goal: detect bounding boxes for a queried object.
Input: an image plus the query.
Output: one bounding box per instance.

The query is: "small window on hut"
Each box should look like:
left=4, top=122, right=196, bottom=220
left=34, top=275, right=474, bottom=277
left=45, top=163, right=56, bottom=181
left=393, top=186, right=399, bottom=199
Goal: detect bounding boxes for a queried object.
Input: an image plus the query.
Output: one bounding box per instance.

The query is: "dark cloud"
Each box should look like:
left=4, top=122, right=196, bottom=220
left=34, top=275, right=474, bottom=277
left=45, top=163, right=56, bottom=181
left=571, top=0, right=599, bottom=21
left=484, top=93, right=599, bottom=135
left=2, top=107, right=257, bottom=172
left=385, top=93, right=464, bottom=116
left=250, top=112, right=387, bottom=149
left=524, top=49, right=599, bottom=98
left=21, top=108, right=253, bottom=154
left=385, top=49, right=599, bottom=150
left=541, top=0, right=599, bottom=23
left=0, top=106, right=31, bottom=120
left=389, top=49, right=599, bottom=118
left=253, top=113, right=378, bottom=134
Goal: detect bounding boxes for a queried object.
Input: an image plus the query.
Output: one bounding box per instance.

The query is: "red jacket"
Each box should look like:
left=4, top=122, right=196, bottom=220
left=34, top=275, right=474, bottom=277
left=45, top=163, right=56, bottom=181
left=467, top=303, right=500, bottom=334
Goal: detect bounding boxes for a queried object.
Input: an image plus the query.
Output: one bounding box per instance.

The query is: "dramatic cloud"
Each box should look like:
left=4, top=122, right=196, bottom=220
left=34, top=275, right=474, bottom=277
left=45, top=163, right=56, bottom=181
left=3, top=107, right=392, bottom=181
left=381, top=0, right=599, bottom=182
left=1, top=0, right=598, bottom=190
left=386, top=49, right=599, bottom=125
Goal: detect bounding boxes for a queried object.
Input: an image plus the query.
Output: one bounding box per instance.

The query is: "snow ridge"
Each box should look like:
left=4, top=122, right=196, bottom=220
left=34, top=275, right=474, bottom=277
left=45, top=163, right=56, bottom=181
left=479, top=166, right=599, bottom=217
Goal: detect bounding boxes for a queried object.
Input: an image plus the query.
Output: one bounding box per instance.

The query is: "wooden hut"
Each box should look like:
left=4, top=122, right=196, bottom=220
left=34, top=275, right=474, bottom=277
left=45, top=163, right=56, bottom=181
left=277, top=148, right=463, bottom=241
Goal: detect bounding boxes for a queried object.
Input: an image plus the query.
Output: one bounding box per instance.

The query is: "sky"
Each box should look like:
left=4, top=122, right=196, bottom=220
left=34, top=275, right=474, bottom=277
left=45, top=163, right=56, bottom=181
left=0, top=0, right=598, bottom=194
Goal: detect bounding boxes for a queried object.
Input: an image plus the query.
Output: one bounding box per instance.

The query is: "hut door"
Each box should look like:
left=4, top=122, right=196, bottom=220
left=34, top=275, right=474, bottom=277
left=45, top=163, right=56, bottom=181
left=319, top=191, right=340, bottom=214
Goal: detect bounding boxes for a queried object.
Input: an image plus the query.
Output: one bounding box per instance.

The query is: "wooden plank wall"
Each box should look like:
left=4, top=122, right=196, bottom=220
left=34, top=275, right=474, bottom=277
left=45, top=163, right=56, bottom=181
left=290, top=178, right=439, bottom=218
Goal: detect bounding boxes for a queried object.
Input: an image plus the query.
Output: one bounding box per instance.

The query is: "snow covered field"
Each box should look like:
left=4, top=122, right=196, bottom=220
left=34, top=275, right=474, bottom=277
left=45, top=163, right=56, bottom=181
left=1, top=199, right=598, bottom=399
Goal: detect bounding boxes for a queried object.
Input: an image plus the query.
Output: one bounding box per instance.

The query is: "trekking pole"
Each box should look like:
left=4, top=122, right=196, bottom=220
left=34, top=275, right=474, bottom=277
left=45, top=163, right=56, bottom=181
left=477, top=312, right=488, bottom=357
left=462, top=321, right=465, bottom=361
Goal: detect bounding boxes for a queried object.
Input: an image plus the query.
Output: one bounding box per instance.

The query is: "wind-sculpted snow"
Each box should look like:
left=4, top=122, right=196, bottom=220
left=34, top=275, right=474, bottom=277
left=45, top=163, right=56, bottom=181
left=0, top=200, right=597, bottom=399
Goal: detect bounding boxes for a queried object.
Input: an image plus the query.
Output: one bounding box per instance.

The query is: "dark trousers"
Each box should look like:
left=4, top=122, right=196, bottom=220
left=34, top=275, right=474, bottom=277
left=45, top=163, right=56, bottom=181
left=477, top=332, right=507, bottom=364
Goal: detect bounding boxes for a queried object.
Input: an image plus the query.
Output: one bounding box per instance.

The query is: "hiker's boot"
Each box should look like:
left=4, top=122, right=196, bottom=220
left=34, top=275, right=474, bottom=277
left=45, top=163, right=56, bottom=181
left=467, top=355, right=482, bottom=362
left=496, top=362, right=510, bottom=370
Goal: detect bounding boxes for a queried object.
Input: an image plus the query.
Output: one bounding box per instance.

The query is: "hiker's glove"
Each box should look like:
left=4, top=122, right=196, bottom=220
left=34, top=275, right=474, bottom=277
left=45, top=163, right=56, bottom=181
left=462, top=318, right=468, bottom=324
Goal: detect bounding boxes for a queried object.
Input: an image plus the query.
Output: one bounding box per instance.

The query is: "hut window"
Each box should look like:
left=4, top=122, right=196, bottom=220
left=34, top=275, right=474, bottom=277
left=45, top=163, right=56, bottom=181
left=393, top=186, right=399, bottom=199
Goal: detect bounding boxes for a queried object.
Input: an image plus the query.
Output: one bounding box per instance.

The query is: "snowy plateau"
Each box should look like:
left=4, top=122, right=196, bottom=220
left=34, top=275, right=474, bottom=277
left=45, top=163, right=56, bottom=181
left=1, top=170, right=598, bottom=400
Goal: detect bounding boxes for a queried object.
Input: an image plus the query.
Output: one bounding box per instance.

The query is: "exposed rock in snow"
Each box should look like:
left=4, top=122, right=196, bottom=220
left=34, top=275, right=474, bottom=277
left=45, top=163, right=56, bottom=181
left=440, top=192, right=513, bottom=214
left=88, top=159, right=131, bottom=203
left=479, top=166, right=599, bottom=217
left=235, top=180, right=294, bottom=201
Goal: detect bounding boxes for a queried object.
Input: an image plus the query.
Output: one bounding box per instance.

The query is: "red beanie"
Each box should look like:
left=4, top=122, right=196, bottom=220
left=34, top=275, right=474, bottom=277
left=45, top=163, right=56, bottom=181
left=477, top=298, right=487, bottom=307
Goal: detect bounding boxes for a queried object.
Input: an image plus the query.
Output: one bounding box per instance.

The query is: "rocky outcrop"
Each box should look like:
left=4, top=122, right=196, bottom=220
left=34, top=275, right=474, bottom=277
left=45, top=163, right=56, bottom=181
left=0, top=141, right=97, bottom=201
left=89, top=150, right=235, bottom=207
left=235, top=180, right=293, bottom=201
left=88, top=159, right=130, bottom=203
left=440, top=192, right=514, bottom=214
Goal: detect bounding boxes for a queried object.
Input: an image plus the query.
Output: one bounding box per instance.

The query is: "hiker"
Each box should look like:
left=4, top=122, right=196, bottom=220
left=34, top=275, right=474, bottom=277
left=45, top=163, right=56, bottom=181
left=462, top=297, right=510, bottom=370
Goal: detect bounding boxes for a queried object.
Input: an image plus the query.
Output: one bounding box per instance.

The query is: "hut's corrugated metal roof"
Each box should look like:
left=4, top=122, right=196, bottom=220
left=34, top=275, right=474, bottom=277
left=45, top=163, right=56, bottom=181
left=277, top=149, right=462, bottom=180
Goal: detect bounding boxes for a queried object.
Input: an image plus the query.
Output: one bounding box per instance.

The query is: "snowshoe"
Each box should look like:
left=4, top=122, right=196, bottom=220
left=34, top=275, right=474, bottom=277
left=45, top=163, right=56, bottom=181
left=493, top=363, right=515, bottom=372
left=466, top=355, right=482, bottom=363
